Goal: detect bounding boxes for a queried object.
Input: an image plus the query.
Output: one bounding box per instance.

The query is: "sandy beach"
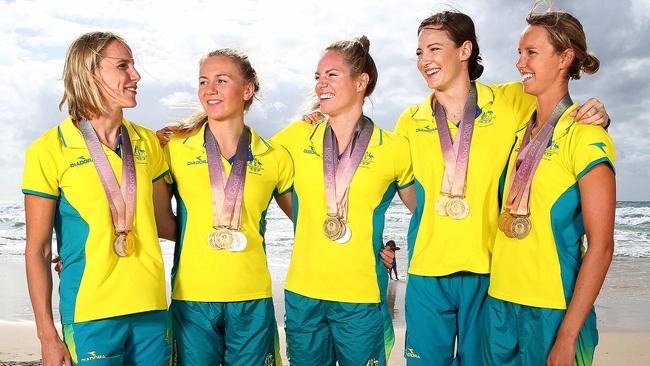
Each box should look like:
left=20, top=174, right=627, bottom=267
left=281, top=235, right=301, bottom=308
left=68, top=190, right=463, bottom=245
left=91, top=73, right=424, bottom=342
left=2, top=257, right=649, bottom=365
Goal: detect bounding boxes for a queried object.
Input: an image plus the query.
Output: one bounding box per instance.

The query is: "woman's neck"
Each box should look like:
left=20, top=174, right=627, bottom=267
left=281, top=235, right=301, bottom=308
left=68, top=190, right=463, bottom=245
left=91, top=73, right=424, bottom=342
left=328, top=104, right=364, bottom=152
left=87, top=108, right=124, bottom=149
left=533, top=83, right=570, bottom=135
left=432, top=74, right=471, bottom=123
left=207, top=117, right=245, bottom=159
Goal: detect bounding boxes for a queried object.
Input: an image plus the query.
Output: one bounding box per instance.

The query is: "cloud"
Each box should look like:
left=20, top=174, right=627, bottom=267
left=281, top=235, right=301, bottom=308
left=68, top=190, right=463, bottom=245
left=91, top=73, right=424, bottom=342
left=1, top=0, right=648, bottom=200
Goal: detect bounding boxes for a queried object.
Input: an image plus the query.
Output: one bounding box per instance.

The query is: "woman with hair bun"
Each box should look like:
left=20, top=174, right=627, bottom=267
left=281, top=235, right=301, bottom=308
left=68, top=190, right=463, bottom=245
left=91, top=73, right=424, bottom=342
left=376, top=10, right=610, bottom=366
left=273, top=35, right=415, bottom=365
left=483, top=9, right=615, bottom=366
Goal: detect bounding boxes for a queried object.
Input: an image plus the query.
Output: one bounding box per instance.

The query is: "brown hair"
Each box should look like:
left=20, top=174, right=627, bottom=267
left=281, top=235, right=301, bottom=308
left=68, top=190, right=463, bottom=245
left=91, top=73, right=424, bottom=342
left=59, top=31, right=131, bottom=121
left=175, top=48, right=260, bottom=137
left=325, top=35, right=378, bottom=97
left=418, top=11, right=484, bottom=81
left=526, top=9, right=599, bottom=80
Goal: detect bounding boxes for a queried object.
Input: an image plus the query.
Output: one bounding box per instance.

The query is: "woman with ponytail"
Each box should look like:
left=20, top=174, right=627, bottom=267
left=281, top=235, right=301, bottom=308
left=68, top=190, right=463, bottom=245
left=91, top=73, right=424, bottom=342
left=483, top=9, right=614, bottom=365
left=159, top=49, right=293, bottom=365
left=272, top=36, right=415, bottom=365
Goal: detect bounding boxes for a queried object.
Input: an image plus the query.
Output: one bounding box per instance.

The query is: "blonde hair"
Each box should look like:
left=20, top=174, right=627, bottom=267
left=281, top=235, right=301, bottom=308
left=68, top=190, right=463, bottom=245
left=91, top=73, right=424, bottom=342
left=526, top=6, right=599, bottom=80
left=59, top=31, right=132, bottom=121
left=174, top=48, right=260, bottom=138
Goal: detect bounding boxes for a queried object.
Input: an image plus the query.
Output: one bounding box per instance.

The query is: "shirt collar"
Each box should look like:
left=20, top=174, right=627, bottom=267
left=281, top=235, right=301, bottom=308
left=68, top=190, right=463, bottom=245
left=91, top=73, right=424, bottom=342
left=182, top=122, right=270, bottom=158
left=58, top=116, right=143, bottom=149
left=309, top=117, right=383, bottom=148
left=410, top=81, right=495, bottom=123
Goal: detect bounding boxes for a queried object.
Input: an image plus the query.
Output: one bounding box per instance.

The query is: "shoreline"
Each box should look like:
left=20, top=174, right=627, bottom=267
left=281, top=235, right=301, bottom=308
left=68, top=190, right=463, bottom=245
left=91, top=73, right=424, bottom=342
left=2, top=257, right=649, bottom=364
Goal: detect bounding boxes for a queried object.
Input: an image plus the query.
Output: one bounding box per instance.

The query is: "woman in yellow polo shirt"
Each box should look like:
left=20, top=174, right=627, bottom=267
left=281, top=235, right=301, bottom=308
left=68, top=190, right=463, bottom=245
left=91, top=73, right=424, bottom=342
left=22, top=32, right=171, bottom=365
left=374, top=11, right=610, bottom=366
left=484, top=9, right=615, bottom=365
left=156, top=49, right=293, bottom=365
left=272, top=36, right=415, bottom=366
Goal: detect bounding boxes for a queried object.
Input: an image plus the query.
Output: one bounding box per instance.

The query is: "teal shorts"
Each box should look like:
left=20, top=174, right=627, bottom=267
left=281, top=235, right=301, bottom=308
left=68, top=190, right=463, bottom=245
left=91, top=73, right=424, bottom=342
left=62, top=310, right=171, bottom=366
left=284, top=290, right=388, bottom=366
left=404, top=272, right=489, bottom=366
left=170, top=298, right=280, bottom=366
left=482, top=296, right=598, bottom=365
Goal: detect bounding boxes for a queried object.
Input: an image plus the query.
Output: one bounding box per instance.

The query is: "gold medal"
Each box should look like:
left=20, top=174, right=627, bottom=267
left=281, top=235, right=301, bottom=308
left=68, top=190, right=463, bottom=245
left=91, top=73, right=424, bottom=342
left=208, top=227, right=234, bottom=250
left=435, top=195, right=450, bottom=217
left=323, top=216, right=344, bottom=240
left=510, top=216, right=532, bottom=239
left=113, top=233, right=134, bottom=257
left=501, top=214, right=515, bottom=238
left=446, top=197, right=469, bottom=220
left=498, top=211, right=511, bottom=232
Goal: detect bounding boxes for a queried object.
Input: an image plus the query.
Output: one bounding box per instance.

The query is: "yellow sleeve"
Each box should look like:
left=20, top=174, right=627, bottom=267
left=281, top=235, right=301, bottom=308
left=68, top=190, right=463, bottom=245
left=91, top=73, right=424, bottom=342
left=393, top=134, right=415, bottom=189
left=145, top=129, right=170, bottom=183
left=22, top=139, right=60, bottom=199
left=497, top=82, right=536, bottom=128
left=273, top=143, right=294, bottom=195
left=571, top=125, right=616, bottom=179
left=393, top=106, right=416, bottom=141
left=162, top=143, right=175, bottom=185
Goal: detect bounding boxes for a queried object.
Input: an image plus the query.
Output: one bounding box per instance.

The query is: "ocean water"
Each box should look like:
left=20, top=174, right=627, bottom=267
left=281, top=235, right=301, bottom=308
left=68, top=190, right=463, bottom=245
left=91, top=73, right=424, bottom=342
left=1, top=200, right=648, bottom=261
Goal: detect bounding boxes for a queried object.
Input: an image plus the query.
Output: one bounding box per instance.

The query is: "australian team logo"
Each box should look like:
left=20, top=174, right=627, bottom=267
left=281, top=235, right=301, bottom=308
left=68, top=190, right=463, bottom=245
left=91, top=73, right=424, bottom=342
left=69, top=155, right=92, bottom=168
left=264, top=353, right=274, bottom=366
left=543, top=140, right=560, bottom=159
left=360, top=151, right=375, bottom=168
left=303, top=144, right=320, bottom=156
left=365, top=358, right=379, bottom=366
left=479, top=110, right=495, bottom=126
left=133, top=146, right=148, bottom=163
left=186, top=155, right=208, bottom=166
left=248, top=158, right=264, bottom=175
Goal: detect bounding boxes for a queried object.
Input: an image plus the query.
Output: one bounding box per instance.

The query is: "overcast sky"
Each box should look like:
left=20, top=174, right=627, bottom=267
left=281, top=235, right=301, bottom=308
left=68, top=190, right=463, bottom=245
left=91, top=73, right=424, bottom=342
left=1, top=0, right=648, bottom=201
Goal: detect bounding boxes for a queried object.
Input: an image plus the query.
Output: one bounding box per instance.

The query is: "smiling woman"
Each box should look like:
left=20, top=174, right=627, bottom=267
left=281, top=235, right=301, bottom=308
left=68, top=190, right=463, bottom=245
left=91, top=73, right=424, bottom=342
left=21, top=31, right=172, bottom=366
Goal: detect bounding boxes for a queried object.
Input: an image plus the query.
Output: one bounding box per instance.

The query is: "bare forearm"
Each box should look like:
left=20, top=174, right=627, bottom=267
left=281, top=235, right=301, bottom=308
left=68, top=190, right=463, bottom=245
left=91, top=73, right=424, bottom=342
left=25, top=246, right=58, bottom=341
left=558, top=241, right=613, bottom=339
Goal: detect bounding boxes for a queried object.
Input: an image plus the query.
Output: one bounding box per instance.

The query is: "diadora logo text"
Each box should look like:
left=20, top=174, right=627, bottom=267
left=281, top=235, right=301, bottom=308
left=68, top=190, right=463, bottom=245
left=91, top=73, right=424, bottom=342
left=70, top=155, right=92, bottom=168
left=81, top=351, right=106, bottom=362
left=415, top=125, right=437, bottom=133
left=133, top=146, right=147, bottom=162
left=248, top=158, right=264, bottom=175
left=303, top=144, right=320, bottom=156
left=186, top=155, right=208, bottom=165
left=479, top=110, right=496, bottom=126
left=406, top=347, right=421, bottom=359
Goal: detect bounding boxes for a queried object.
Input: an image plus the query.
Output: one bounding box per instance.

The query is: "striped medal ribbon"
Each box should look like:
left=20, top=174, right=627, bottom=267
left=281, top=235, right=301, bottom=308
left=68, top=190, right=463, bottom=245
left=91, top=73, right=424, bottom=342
left=322, top=115, right=373, bottom=244
left=205, top=126, right=250, bottom=252
left=78, top=120, right=137, bottom=257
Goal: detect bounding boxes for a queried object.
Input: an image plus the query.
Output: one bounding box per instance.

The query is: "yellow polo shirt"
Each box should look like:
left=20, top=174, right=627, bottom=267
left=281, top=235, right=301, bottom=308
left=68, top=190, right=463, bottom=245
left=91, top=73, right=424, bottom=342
left=22, top=117, right=169, bottom=324
left=489, top=104, right=615, bottom=309
left=395, top=82, right=535, bottom=276
left=165, top=124, right=294, bottom=302
left=273, top=120, right=414, bottom=303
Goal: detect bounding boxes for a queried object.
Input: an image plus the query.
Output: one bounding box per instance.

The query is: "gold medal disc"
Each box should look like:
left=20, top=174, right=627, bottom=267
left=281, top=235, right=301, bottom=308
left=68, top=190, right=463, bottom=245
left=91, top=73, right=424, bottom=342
left=502, top=214, right=516, bottom=238
left=208, top=228, right=234, bottom=250
left=498, top=212, right=511, bottom=232
left=323, top=216, right=343, bottom=240
left=446, top=197, right=469, bottom=220
left=113, top=234, right=129, bottom=257
left=435, top=195, right=450, bottom=217
left=510, top=216, right=532, bottom=240
left=123, top=232, right=136, bottom=256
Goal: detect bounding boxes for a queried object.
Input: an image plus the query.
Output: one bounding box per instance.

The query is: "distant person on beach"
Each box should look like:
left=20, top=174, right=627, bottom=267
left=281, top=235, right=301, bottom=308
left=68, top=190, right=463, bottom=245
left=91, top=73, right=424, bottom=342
left=483, top=8, right=615, bottom=365
left=155, top=49, right=293, bottom=365
left=377, top=10, right=610, bottom=366
left=272, top=36, right=416, bottom=365
left=385, top=240, right=401, bottom=280
left=22, top=32, right=171, bottom=365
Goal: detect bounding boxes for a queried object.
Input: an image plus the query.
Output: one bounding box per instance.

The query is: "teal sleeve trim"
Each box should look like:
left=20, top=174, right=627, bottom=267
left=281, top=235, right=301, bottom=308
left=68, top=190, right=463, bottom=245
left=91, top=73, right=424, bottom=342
left=274, top=185, right=294, bottom=196
left=397, top=180, right=415, bottom=190
left=58, top=126, right=68, bottom=147
left=22, top=189, right=58, bottom=200
left=577, top=158, right=615, bottom=180
left=152, top=169, right=170, bottom=183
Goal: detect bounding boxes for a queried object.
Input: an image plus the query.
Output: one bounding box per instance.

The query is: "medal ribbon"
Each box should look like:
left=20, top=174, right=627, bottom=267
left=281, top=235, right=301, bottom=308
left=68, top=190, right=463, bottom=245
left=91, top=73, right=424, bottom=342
left=504, top=95, right=573, bottom=216
left=323, top=116, right=374, bottom=221
left=205, top=125, right=250, bottom=230
left=435, top=83, right=478, bottom=198
left=78, top=120, right=137, bottom=235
